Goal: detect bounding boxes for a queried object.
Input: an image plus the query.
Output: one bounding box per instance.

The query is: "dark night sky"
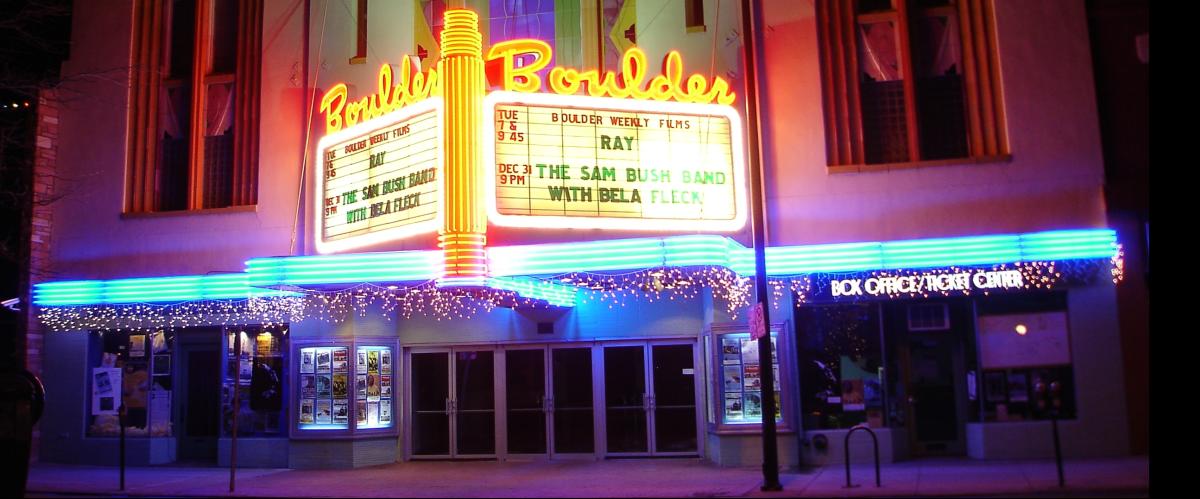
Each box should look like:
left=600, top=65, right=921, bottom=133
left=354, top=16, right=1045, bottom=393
left=1, top=0, right=72, bottom=356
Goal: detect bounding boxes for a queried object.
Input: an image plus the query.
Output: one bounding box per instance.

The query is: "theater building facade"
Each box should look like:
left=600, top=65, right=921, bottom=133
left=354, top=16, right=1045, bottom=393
left=27, top=0, right=1134, bottom=469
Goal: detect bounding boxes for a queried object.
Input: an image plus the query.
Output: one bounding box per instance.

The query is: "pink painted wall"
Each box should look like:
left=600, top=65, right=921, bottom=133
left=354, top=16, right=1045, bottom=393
left=47, top=0, right=308, bottom=280
left=758, top=0, right=1108, bottom=247
left=45, top=0, right=1109, bottom=281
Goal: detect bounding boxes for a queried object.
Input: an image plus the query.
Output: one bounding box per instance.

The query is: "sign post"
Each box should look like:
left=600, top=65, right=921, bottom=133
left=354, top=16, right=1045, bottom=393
left=740, top=0, right=782, bottom=491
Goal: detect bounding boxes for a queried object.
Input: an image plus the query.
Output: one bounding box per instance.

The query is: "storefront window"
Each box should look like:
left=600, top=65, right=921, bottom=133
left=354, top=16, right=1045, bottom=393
left=222, top=326, right=287, bottom=436
left=295, top=339, right=397, bottom=435
left=87, top=331, right=175, bottom=437
left=797, top=304, right=885, bottom=429
left=976, top=299, right=1076, bottom=421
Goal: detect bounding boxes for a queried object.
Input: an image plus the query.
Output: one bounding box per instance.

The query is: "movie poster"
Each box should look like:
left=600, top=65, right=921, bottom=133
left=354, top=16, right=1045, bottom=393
left=379, top=401, right=391, bottom=423
left=368, top=401, right=380, bottom=424
left=316, top=400, right=332, bottom=424
left=745, top=391, right=763, bottom=418
left=740, top=339, right=759, bottom=364
left=367, top=350, right=379, bottom=374
left=356, top=400, right=367, bottom=425
left=367, top=374, right=381, bottom=398
left=357, top=350, right=368, bottom=372
left=301, top=375, right=316, bottom=398
left=300, top=399, right=314, bottom=424
left=841, top=378, right=865, bottom=412
left=356, top=374, right=368, bottom=398
left=316, top=349, right=331, bottom=373
left=333, top=401, right=348, bottom=423
left=333, top=348, right=348, bottom=373
left=316, top=375, right=332, bottom=397
left=381, top=350, right=392, bottom=374
left=724, top=393, right=743, bottom=419
left=743, top=364, right=761, bottom=389
left=130, top=334, right=146, bottom=358
left=332, top=373, right=348, bottom=399
left=380, top=375, right=392, bottom=397
left=722, top=338, right=741, bottom=365
left=300, top=350, right=315, bottom=374
left=723, top=366, right=742, bottom=391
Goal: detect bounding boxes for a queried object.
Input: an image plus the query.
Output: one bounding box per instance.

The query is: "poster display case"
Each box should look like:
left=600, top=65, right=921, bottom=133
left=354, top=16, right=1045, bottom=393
left=293, top=338, right=398, bottom=438
left=709, top=325, right=790, bottom=431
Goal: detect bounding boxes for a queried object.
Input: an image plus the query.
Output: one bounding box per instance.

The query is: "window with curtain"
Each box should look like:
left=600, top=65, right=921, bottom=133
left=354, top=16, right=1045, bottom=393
left=816, top=0, right=1007, bottom=169
left=126, top=0, right=262, bottom=212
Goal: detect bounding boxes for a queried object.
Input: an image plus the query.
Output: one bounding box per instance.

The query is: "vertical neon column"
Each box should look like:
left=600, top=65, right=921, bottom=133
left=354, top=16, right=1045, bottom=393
left=438, top=9, right=488, bottom=285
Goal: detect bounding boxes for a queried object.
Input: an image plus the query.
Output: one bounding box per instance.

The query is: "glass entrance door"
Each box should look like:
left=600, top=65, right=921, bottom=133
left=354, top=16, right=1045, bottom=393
left=604, top=345, right=648, bottom=454
left=505, top=348, right=546, bottom=455
left=409, top=348, right=496, bottom=458
left=551, top=347, right=594, bottom=455
left=603, top=342, right=699, bottom=456
left=650, top=344, right=698, bottom=454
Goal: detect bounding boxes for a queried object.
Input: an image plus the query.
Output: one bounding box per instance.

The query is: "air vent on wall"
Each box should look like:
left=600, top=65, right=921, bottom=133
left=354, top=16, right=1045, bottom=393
left=907, top=303, right=950, bottom=331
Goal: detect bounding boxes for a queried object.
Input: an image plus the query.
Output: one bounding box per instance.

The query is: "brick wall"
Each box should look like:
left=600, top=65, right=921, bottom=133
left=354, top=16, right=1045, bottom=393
left=23, top=88, right=59, bottom=461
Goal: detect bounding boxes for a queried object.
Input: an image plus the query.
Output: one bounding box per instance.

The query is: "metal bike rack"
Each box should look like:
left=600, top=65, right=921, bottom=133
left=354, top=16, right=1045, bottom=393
left=844, top=424, right=881, bottom=488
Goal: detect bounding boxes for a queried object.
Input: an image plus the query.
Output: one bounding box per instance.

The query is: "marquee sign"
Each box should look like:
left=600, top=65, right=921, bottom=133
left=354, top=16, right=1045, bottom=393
left=312, top=8, right=748, bottom=284
left=315, top=98, right=443, bottom=254
left=484, top=91, right=746, bottom=231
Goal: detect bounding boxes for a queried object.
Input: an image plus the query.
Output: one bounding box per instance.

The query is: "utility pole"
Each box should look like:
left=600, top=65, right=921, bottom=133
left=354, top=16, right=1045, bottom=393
left=740, top=0, right=782, bottom=491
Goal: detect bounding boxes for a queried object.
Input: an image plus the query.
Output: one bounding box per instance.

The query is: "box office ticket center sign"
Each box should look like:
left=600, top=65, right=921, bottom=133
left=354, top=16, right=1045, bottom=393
left=484, top=92, right=748, bottom=232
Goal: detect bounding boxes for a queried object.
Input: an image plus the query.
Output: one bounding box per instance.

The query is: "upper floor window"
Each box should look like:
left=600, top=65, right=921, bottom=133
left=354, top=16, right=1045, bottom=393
left=816, top=0, right=1007, bottom=168
left=126, top=0, right=263, bottom=213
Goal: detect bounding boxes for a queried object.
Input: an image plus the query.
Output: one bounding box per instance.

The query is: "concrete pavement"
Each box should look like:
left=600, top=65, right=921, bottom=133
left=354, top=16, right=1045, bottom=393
left=25, top=456, right=1149, bottom=497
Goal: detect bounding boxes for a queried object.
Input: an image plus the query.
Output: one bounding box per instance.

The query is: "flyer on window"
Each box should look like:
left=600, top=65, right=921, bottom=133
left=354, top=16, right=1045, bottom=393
left=745, top=391, right=763, bottom=417
left=316, top=375, right=332, bottom=397
left=381, top=350, right=392, bottom=374
left=379, top=401, right=391, bottom=423
left=300, top=350, right=315, bottom=374
left=743, top=364, right=761, bottom=389
left=356, top=374, right=368, bottom=398
left=357, top=350, right=367, bottom=372
left=316, top=350, right=331, bottom=373
left=381, top=375, right=392, bottom=397
left=367, top=374, right=381, bottom=398
left=332, top=348, right=348, bottom=373
left=333, top=401, right=348, bottom=423
left=368, top=401, right=379, bottom=424
left=740, top=339, right=759, bottom=364
left=722, top=337, right=741, bottom=365
left=332, top=373, right=348, bottom=398
left=301, top=375, right=316, bottom=398
left=300, top=399, right=315, bottom=424
left=724, top=393, right=743, bottom=419
left=316, top=400, right=332, bottom=424
left=723, top=366, right=742, bottom=391
left=356, top=400, right=367, bottom=425
left=367, top=350, right=379, bottom=374
left=130, top=334, right=146, bottom=358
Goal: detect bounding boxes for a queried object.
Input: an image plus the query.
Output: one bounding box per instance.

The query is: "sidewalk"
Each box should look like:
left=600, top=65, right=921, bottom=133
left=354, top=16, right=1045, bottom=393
left=26, top=456, right=1149, bottom=498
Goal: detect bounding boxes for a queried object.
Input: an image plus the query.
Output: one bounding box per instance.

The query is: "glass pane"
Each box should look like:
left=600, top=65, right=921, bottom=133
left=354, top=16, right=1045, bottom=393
left=157, top=83, right=191, bottom=211
left=652, top=345, right=696, bottom=452
left=912, top=14, right=968, bottom=160
left=356, top=346, right=394, bottom=429
left=456, top=350, right=495, bottom=455
left=720, top=333, right=782, bottom=425
left=411, top=352, right=449, bottom=455
left=797, top=304, right=884, bottom=429
left=858, top=20, right=909, bottom=164
left=210, top=0, right=238, bottom=74
left=506, top=349, right=546, bottom=454
left=224, top=326, right=286, bottom=437
left=604, top=346, right=646, bottom=453
left=203, top=83, right=235, bottom=208
left=168, top=0, right=196, bottom=79
left=552, top=348, right=593, bottom=453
